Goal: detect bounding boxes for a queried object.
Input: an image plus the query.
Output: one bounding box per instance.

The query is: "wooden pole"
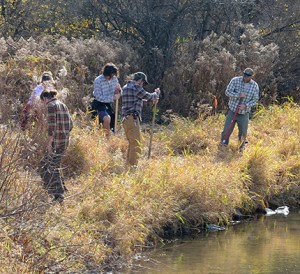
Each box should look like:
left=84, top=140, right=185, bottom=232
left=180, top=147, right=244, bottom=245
left=148, top=103, right=157, bottom=159
left=114, top=98, right=119, bottom=133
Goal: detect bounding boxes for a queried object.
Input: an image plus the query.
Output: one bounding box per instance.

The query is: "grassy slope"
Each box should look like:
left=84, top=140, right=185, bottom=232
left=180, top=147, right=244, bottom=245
left=0, top=103, right=299, bottom=272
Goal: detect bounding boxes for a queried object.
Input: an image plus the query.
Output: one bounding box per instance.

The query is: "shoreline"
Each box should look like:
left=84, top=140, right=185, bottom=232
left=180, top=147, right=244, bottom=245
left=1, top=103, right=300, bottom=273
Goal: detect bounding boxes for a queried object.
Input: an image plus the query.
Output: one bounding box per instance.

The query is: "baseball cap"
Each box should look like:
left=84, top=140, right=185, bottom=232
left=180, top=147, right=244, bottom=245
left=133, top=72, right=149, bottom=85
left=243, top=68, right=254, bottom=77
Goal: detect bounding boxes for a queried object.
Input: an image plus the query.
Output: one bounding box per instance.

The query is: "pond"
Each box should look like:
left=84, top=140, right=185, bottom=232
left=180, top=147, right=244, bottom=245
left=123, top=211, right=300, bottom=274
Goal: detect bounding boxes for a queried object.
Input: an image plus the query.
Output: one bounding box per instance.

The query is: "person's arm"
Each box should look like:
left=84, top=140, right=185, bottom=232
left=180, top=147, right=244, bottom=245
left=47, top=136, right=54, bottom=154
left=246, top=84, right=260, bottom=108
left=47, top=104, right=56, bottom=154
left=225, top=78, right=239, bottom=98
left=69, top=111, right=74, bottom=132
left=239, top=83, right=259, bottom=111
left=93, top=77, right=103, bottom=101
left=136, top=86, right=160, bottom=102
left=152, top=88, right=160, bottom=105
left=27, top=85, right=43, bottom=105
left=114, top=83, right=122, bottom=100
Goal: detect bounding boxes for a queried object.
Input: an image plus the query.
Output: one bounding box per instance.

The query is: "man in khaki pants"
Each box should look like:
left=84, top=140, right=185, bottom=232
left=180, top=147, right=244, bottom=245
left=121, top=72, right=160, bottom=166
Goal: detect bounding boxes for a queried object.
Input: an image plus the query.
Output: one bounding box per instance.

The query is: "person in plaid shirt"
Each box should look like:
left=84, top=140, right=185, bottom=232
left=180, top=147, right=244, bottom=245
left=221, top=68, right=259, bottom=151
left=39, top=89, right=73, bottom=202
left=91, top=63, right=121, bottom=138
left=121, top=72, right=160, bottom=167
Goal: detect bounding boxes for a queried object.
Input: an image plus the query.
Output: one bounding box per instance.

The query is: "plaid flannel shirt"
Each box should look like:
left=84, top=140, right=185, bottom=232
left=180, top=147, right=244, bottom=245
left=225, top=76, right=259, bottom=114
left=93, top=74, right=119, bottom=103
left=121, top=80, right=159, bottom=120
left=47, top=98, right=73, bottom=151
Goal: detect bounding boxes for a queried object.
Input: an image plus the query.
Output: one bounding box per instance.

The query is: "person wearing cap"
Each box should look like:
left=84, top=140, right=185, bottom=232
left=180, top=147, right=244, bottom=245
left=21, top=71, right=55, bottom=130
left=121, top=72, right=160, bottom=166
left=39, top=89, right=73, bottom=203
left=91, top=63, right=121, bottom=138
left=220, top=68, right=259, bottom=151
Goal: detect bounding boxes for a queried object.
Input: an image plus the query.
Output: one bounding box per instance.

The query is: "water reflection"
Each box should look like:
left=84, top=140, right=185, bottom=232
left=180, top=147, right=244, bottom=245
left=124, top=211, right=300, bottom=274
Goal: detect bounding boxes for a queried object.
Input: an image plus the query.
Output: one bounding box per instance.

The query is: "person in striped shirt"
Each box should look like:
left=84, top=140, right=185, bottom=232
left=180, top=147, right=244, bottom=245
left=121, top=72, right=160, bottom=167
left=39, top=89, right=73, bottom=203
left=221, top=68, right=259, bottom=151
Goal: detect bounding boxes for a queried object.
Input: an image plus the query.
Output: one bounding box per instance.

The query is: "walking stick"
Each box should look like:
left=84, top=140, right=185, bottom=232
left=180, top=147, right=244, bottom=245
left=114, top=98, right=119, bottom=133
left=148, top=102, right=157, bottom=159
left=222, top=98, right=243, bottom=144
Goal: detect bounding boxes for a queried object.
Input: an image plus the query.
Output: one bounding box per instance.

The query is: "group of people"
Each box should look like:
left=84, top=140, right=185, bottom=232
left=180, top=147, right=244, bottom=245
left=22, top=63, right=160, bottom=202
left=21, top=72, right=74, bottom=202
left=90, top=64, right=160, bottom=166
left=21, top=63, right=259, bottom=203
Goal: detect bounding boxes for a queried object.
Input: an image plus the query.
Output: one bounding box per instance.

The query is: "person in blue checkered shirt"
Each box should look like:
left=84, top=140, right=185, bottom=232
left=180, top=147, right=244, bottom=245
left=221, top=68, right=259, bottom=151
left=91, top=63, right=121, bottom=138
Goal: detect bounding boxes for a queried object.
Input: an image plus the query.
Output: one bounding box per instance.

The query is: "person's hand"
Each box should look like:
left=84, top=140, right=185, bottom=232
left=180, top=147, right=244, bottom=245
left=238, top=93, right=246, bottom=98
left=23, top=103, right=31, bottom=112
left=238, top=104, right=246, bottom=111
left=114, top=93, right=121, bottom=100
left=152, top=98, right=159, bottom=105
left=115, top=83, right=121, bottom=93
left=47, top=136, right=54, bottom=154
left=47, top=143, right=53, bottom=154
left=155, top=88, right=160, bottom=96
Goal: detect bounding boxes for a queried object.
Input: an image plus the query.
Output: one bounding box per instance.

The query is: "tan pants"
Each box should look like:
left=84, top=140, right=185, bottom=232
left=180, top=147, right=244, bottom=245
left=122, top=115, right=141, bottom=166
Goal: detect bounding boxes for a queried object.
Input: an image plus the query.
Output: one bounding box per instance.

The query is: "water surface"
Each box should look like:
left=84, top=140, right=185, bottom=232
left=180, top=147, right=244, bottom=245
left=124, top=211, right=300, bottom=274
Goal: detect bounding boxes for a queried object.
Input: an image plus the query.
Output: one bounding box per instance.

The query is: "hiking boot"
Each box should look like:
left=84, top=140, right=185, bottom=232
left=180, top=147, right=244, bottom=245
left=239, top=141, right=248, bottom=152
left=218, top=143, right=228, bottom=151
left=52, top=194, right=64, bottom=203
left=239, top=146, right=245, bottom=153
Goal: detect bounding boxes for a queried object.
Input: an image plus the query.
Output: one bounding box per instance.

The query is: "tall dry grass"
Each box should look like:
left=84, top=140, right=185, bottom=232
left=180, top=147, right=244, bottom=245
left=0, top=103, right=299, bottom=272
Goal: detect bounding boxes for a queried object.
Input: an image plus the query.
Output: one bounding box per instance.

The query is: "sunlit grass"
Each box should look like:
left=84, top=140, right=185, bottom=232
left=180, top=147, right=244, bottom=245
left=1, top=103, right=300, bottom=272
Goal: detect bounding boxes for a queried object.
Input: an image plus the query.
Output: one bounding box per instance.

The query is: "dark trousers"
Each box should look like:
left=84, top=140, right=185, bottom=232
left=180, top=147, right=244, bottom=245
left=221, top=110, right=249, bottom=146
left=90, top=99, right=115, bottom=130
left=39, top=150, right=66, bottom=198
